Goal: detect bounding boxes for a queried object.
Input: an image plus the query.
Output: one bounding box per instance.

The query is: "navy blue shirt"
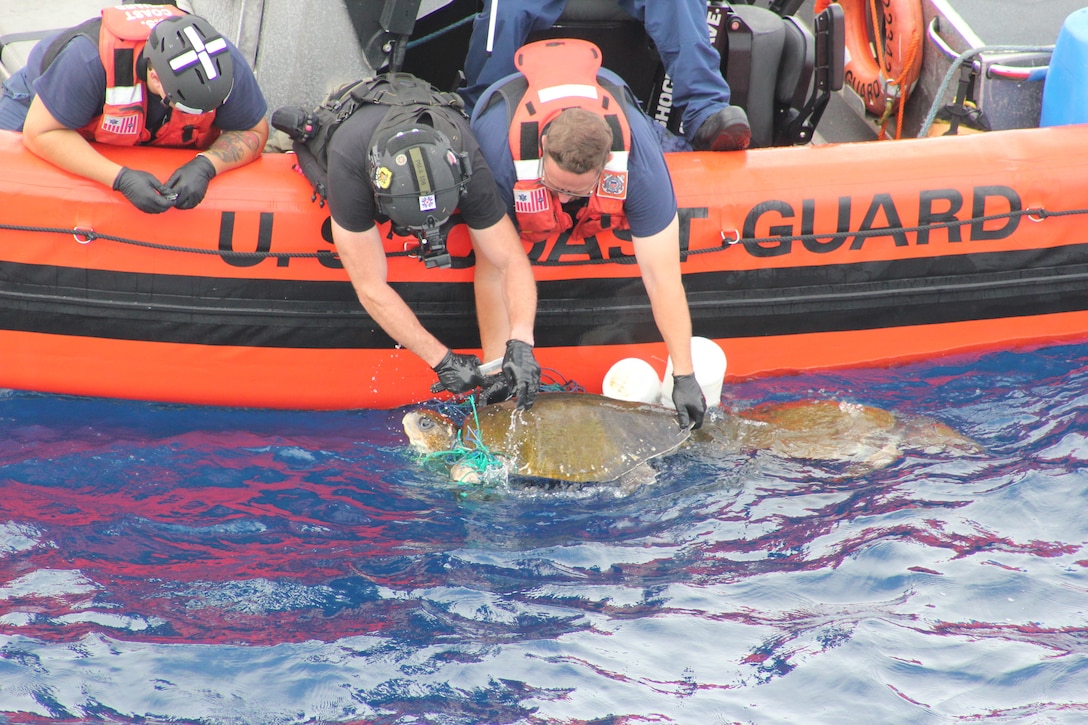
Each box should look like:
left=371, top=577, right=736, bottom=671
left=10, top=30, right=265, bottom=135
left=470, top=69, right=678, bottom=239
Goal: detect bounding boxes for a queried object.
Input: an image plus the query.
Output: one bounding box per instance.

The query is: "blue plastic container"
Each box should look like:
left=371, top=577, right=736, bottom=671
left=1041, top=7, right=1088, bottom=126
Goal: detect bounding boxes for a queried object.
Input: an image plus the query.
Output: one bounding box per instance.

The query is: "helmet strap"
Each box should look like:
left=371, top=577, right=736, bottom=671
left=416, top=220, right=451, bottom=269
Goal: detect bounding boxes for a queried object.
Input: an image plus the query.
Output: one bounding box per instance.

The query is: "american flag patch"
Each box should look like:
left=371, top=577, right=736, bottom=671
left=102, top=114, right=139, bottom=136
left=514, top=187, right=550, bottom=214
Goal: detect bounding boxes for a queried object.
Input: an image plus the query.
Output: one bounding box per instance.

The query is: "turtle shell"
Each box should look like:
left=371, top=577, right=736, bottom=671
left=464, top=393, right=690, bottom=483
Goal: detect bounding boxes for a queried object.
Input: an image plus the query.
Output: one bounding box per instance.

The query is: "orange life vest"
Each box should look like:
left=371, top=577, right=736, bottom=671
left=78, top=4, right=220, bottom=147
left=506, top=39, right=632, bottom=243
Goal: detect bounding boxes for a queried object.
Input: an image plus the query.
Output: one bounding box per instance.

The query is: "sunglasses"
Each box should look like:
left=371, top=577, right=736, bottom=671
left=538, top=155, right=602, bottom=198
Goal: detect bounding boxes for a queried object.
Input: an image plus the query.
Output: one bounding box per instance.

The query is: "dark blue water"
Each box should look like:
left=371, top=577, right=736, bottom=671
left=1, top=343, right=1087, bottom=724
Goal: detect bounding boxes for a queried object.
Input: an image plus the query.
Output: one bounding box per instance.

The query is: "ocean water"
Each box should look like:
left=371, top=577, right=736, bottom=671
left=0, top=342, right=1087, bottom=725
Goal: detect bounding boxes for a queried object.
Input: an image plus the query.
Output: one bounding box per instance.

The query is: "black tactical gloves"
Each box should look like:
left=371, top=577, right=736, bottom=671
left=431, top=351, right=486, bottom=395
left=671, top=373, right=706, bottom=429
left=112, top=167, right=174, bottom=213
left=502, top=339, right=541, bottom=410
left=166, top=154, right=217, bottom=209
left=431, top=342, right=540, bottom=410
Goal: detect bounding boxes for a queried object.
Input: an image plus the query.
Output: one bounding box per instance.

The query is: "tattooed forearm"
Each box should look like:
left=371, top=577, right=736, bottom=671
left=205, top=130, right=263, bottom=166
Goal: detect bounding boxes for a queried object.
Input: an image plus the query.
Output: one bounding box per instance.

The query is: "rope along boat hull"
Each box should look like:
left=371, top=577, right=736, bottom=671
left=3, top=126, right=1088, bottom=409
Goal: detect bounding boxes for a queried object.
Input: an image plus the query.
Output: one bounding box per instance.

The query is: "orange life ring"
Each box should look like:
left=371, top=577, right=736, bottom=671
left=816, top=0, right=923, bottom=119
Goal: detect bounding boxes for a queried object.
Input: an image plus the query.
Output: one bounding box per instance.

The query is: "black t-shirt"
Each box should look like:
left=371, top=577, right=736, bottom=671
left=325, top=104, right=508, bottom=234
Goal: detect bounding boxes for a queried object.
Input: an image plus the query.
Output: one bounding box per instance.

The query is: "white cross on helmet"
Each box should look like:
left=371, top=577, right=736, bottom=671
left=168, top=25, right=230, bottom=81
left=146, top=15, right=235, bottom=114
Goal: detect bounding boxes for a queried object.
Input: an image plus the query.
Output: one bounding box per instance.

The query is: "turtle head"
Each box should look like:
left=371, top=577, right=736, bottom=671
left=402, top=409, right=458, bottom=454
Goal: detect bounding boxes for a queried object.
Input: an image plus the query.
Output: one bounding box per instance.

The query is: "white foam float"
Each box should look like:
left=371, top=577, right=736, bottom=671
left=601, top=357, right=662, bottom=404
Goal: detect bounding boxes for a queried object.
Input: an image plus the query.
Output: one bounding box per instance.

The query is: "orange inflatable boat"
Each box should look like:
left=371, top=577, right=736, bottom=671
left=4, top=121, right=1088, bottom=409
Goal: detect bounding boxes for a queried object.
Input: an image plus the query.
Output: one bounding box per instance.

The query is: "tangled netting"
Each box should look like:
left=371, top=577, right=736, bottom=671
left=415, top=370, right=584, bottom=486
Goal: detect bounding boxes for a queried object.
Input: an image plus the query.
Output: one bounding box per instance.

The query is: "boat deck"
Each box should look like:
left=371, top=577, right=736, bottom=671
left=945, top=0, right=1082, bottom=46
left=810, top=0, right=1082, bottom=142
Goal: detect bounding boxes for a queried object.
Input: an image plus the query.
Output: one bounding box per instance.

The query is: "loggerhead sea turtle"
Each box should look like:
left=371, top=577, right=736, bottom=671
left=695, top=398, right=983, bottom=472
left=403, top=393, right=691, bottom=484
left=403, top=394, right=983, bottom=484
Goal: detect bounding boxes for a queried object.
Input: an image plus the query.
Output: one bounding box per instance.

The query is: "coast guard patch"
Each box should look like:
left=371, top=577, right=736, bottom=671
left=598, top=170, right=628, bottom=200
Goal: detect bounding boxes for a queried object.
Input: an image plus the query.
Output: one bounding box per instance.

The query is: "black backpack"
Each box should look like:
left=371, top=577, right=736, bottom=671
left=284, top=73, right=468, bottom=204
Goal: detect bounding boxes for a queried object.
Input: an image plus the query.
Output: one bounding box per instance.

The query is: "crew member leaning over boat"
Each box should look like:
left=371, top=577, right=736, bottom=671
left=470, top=38, right=707, bottom=430
left=0, top=5, right=267, bottom=214
left=275, top=74, right=541, bottom=409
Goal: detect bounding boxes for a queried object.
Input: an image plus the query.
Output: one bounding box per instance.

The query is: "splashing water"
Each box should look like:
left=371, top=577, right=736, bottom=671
left=0, top=344, right=1087, bottom=723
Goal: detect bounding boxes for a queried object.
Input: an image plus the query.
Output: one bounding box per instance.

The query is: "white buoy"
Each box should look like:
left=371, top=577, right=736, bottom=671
left=602, top=357, right=662, bottom=404
left=659, top=337, right=727, bottom=409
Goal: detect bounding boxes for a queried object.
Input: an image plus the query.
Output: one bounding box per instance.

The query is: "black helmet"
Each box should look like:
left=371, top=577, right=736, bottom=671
left=368, top=125, right=470, bottom=236
left=145, top=16, right=234, bottom=114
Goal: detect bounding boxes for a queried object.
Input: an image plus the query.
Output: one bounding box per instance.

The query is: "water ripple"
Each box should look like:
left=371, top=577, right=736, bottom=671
left=1, top=344, right=1087, bottom=722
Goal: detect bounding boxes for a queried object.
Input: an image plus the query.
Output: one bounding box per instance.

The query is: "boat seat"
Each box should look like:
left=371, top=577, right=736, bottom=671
left=529, top=1, right=661, bottom=112
left=775, top=3, right=844, bottom=144
left=776, top=17, right=815, bottom=126
left=726, top=5, right=788, bottom=148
